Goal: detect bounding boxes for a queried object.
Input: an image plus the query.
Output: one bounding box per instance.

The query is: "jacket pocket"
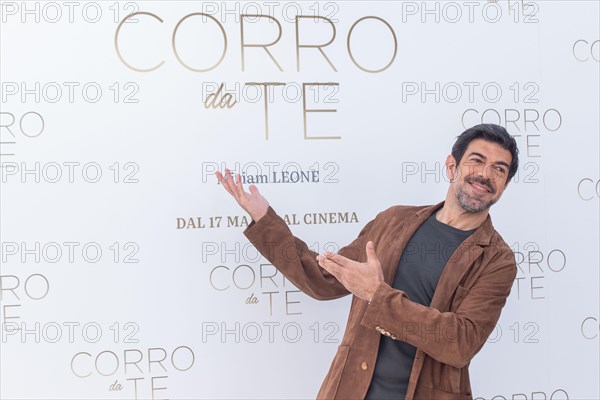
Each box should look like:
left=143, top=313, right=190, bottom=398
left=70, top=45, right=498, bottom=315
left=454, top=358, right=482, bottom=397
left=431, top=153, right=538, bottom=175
left=450, top=285, right=471, bottom=312
left=317, top=345, right=350, bottom=400
left=429, top=387, right=473, bottom=400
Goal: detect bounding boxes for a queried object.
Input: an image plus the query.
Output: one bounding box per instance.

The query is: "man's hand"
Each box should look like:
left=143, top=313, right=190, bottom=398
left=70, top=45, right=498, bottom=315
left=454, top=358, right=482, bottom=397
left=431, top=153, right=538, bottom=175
left=316, top=241, right=384, bottom=302
left=215, top=169, right=269, bottom=222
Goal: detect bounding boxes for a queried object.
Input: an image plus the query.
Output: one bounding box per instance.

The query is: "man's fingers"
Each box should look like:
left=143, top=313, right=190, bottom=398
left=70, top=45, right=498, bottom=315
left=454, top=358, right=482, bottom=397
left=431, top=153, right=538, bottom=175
left=225, top=169, right=242, bottom=198
left=366, top=241, right=379, bottom=261
left=324, top=251, right=350, bottom=268
left=215, top=172, right=232, bottom=193
left=223, top=169, right=234, bottom=190
left=234, top=173, right=246, bottom=197
left=249, top=184, right=260, bottom=197
left=317, top=255, right=337, bottom=268
left=317, top=255, right=343, bottom=276
left=215, top=172, right=235, bottom=196
left=215, top=171, right=226, bottom=186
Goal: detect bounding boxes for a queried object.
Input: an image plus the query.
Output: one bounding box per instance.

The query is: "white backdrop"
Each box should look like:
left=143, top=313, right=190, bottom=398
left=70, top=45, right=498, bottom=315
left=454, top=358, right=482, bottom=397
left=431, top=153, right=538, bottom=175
left=1, top=1, right=598, bottom=399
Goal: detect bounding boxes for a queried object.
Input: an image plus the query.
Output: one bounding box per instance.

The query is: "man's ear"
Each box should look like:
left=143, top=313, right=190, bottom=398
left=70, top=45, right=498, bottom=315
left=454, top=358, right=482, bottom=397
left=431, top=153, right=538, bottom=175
left=445, top=155, right=457, bottom=181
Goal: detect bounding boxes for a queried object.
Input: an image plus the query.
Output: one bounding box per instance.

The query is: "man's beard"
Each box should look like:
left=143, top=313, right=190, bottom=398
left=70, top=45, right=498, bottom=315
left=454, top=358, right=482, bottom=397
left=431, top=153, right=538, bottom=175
left=454, top=177, right=497, bottom=213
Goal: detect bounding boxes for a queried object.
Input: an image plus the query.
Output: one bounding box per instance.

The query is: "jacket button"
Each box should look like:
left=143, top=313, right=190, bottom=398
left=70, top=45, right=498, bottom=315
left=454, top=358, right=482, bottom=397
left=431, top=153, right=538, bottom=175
left=361, top=362, right=368, bottom=370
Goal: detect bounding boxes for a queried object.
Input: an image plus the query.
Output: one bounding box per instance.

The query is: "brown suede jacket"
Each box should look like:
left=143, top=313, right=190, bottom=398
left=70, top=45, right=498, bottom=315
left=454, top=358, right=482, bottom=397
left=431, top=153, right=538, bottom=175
left=243, top=201, right=517, bottom=400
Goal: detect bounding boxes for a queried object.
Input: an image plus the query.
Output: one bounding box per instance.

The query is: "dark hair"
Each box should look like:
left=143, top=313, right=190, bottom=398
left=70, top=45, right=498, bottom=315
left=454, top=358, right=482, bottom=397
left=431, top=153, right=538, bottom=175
left=451, top=124, right=519, bottom=182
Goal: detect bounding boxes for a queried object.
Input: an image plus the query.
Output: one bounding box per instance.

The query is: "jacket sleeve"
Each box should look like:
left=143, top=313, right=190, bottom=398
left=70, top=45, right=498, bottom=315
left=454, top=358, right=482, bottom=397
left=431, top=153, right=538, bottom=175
left=243, top=206, right=377, bottom=300
left=360, top=246, right=517, bottom=368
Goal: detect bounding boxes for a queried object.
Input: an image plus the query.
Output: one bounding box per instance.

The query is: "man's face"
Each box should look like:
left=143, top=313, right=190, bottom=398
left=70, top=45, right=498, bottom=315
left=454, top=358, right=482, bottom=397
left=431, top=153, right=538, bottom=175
left=447, top=139, right=513, bottom=213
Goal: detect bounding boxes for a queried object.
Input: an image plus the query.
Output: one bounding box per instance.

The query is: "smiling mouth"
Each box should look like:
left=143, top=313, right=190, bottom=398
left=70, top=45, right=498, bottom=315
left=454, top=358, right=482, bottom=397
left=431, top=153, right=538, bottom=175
left=468, top=180, right=492, bottom=193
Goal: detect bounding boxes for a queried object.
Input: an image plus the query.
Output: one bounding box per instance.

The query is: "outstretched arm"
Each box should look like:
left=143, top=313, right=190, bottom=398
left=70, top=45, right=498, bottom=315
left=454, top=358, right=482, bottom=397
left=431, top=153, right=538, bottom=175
left=215, top=169, right=377, bottom=300
left=319, top=246, right=517, bottom=367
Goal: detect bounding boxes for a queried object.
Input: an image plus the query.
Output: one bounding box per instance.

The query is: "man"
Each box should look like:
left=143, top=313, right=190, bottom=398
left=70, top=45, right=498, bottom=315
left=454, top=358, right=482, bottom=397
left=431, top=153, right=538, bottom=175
left=215, top=124, right=519, bottom=400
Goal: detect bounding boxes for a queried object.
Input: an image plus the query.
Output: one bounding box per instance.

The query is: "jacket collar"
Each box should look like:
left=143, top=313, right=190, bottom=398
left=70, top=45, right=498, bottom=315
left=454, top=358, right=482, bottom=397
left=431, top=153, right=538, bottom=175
left=414, top=201, right=495, bottom=246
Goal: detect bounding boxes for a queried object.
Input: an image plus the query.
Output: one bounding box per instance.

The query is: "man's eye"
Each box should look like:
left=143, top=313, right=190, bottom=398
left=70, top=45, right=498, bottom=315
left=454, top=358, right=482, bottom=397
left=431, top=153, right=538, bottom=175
left=495, top=167, right=506, bottom=174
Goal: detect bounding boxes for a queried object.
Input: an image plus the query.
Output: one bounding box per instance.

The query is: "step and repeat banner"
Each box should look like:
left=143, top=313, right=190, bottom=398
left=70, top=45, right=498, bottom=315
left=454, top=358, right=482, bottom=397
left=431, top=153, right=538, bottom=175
left=1, top=1, right=598, bottom=399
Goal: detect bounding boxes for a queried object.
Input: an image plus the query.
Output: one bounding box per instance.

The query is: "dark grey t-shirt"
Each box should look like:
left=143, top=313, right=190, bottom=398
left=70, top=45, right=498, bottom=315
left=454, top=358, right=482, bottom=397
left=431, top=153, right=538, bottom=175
left=364, top=211, right=476, bottom=400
